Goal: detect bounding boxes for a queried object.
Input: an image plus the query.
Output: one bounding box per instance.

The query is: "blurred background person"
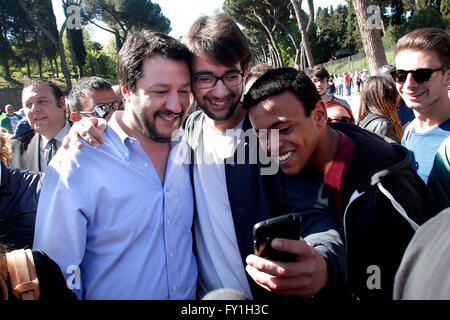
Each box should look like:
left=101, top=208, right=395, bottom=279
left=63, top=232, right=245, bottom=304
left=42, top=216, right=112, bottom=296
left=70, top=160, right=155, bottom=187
left=10, top=79, right=70, bottom=172
left=357, top=76, right=403, bottom=142
left=307, top=66, right=352, bottom=112
left=68, top=76, right=120, bottom=123
left=325, top=100, right=355, bottom=124
left=0, top=104, right=21, bottom=135
left=244, top=63, right=273, bottom=93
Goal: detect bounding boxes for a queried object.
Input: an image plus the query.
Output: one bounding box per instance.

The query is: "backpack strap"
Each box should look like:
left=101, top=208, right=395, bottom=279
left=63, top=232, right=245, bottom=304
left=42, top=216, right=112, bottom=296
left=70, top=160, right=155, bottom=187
left=0, top=254, right=9, bottom=300
left=5, top=249, right=40, bottom=300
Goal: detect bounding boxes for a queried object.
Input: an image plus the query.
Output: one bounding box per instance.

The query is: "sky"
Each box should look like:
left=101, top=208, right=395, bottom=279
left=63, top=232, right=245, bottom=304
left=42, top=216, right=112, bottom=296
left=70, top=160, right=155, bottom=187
left=51, top=0, right=347, bottom=45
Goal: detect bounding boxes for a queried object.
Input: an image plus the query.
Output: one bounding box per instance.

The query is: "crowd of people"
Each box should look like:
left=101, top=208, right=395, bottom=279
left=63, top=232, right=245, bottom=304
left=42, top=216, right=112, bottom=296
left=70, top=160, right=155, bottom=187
left=0, top=11, right=449, bottom=302
left=326, top=69, right=369, bottom=97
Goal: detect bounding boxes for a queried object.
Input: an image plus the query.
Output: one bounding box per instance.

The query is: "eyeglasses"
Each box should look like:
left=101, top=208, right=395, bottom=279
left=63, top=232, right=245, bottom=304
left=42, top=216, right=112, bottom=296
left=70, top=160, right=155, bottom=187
left=194, top=72, right=244, bottom=89
left=327, top=116, right=354, bottom=124
left=79, top=100, right=122, bottom=119
left=390, top=66, right=449, bottom=84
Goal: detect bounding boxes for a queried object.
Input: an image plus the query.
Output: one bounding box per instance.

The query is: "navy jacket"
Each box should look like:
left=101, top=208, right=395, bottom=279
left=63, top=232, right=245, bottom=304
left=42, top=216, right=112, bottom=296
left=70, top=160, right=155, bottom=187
left=184, top=111, right=346, bottom=300
left=0, top=160, right=42, bottom=249
left=330, top=122, right=430, bottom=300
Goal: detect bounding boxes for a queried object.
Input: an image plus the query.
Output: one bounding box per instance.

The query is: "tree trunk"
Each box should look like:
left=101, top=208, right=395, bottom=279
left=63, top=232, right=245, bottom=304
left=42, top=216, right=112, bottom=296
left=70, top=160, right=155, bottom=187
left=26, top=58, right=31, bottom=78
left=275, top=18, right=300, bottom=68
left=254, top=9, right=284, bottom=68
left=352, top=0, right=387, bottom=75
left=291, top=0, right=315, bottom=68
left=2, top=54, right=10, bottom=79
left=38, top=57, right=42, bottom=78
left=55, top=57, right=59, bottom=78
left=49, top=59, right=54, bottom=77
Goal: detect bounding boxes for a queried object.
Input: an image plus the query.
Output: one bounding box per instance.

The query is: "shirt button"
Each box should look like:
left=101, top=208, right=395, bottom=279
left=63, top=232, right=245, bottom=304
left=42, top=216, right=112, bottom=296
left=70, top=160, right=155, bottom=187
left=167, top=219, right=170, bottom=224
left=170, top=252, right=174, bottom=257
left=173, top=287, right=177, bottom=292
left=124, top=152, right=129, bottom=157
left=144, top=163, right=149, bottom=168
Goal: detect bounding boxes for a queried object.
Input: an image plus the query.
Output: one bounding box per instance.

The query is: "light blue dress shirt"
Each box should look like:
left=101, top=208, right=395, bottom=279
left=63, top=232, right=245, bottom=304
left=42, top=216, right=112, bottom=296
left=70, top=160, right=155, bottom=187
left=33, top=114, right=197, bottom=300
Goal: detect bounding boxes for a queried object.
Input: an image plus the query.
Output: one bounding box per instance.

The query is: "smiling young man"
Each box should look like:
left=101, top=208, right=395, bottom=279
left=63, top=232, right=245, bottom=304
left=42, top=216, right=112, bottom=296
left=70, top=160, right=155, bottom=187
left=392, top=28, right=450, bottom=184
left=10, top=80, right=70, bottom=172
left=244, top=67, right=431, bottom=300
left=32, top=31, right=197, bottom=300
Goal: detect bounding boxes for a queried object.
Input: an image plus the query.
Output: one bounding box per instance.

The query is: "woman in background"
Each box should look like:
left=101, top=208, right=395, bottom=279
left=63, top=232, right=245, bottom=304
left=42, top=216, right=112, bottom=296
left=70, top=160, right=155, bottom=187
left=357, top=76, right=403, bottom=142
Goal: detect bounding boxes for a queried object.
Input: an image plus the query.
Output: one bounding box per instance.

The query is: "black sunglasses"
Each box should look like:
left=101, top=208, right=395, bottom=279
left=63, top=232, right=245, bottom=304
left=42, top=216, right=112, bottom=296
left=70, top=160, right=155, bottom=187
left=79, top=100, right=122, bottom=119
left=390, top=66, right=449, bottom=84
left=327, top=116, right=354, bottom=124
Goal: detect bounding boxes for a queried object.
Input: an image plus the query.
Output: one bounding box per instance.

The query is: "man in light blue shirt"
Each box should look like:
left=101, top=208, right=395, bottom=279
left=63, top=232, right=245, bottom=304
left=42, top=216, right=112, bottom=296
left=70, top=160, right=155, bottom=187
left=33, top=30, right=197, bottom=300
left=394, top=28, right=450, bottom=184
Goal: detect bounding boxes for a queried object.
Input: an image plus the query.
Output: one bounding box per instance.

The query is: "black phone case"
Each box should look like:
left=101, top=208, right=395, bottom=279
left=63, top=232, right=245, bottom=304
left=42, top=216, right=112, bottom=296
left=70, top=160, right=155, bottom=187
left=253, top=213, right=302, bottom=262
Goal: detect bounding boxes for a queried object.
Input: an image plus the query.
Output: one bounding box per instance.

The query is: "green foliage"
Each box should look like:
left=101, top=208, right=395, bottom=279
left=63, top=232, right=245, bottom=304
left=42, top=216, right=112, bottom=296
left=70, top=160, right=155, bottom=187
left=84, top=41, right=117, bottom=78
left=383, top=8, right=449, bottom=48
left=82, top=0, right=171, bottom=51
left=407, top=8, right=449, bottom=30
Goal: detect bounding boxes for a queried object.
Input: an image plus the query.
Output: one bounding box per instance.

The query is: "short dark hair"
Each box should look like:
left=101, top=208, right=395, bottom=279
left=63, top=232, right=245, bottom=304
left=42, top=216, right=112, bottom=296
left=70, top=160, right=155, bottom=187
left=243, top=67, right=321, bottom=116
left=117, top=30, right=193, bottom=93
left=182, top=11, right=251, bottom=72
left=22, top=79, right=64, bottom=108
left=69, top=76, right=112, bottom=113
left=307, top=66, right=330, bottom=81
left=245, top=63, right=273, bottom=84
left=396, top=28, right=450, bottom=65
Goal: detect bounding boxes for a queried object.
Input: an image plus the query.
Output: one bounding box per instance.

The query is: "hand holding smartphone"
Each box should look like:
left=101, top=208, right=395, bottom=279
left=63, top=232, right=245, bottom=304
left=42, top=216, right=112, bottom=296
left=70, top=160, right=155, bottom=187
left=253, top=213, right=302, bottom=262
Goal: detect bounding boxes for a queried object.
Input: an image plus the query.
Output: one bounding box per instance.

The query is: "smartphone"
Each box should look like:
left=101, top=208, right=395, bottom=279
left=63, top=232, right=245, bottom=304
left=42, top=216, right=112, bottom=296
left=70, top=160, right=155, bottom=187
left=253, top=213, right=302, bottom=262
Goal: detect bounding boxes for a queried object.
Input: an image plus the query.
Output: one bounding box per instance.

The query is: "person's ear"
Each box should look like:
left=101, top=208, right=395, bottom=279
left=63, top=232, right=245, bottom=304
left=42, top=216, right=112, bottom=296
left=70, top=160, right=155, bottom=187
left=243, top=64, right=250, bottom=78
left=313, top=101, right=328, bottom=127
left=59, top=96, right=67, bottom=111
left=70, top=113, right=82, bottom=122
left=120, top=83, right=132, bottom=105
left=444, top=68, right=450, bottom=87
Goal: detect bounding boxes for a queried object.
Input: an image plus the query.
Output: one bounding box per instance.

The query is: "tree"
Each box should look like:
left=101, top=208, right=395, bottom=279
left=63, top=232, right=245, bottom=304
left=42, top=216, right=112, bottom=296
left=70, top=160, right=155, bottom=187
left=36, top=0, right=60, bottom=77
left=224, top=0, right=279, bottom=66
left=17, top=0, right=73, bottom=92
left=0, top=0, right=17, bottom=79
left=352, top=0, right=387, bottom=74
left=82, top=0, right=171, bottom=52
left=290, top=0, right=315, bottom=68
left=252, top=5, right=284, bottom=67
left=63, top=1, right=86, bottom=80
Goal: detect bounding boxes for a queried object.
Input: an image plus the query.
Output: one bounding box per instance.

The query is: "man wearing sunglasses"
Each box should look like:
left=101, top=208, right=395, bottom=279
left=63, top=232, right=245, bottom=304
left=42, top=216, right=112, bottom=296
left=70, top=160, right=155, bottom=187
left=68, top=76, right=121, bottom=122
left=392, top=28, right=450, bottom=184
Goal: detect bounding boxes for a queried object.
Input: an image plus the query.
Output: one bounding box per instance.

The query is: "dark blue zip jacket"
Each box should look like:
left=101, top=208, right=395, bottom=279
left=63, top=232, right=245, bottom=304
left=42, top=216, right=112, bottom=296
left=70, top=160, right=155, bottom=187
left=0, top=160, right=42, bottom=249
left=330, top=122, right=430, bottom=300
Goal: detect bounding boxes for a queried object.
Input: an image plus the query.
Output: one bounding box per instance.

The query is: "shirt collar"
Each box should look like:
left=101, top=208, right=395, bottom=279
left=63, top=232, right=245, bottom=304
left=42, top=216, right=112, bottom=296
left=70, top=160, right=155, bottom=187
left=41, top=120, right=71, bottom=146
left=108, top=111, right=130, bottom=144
